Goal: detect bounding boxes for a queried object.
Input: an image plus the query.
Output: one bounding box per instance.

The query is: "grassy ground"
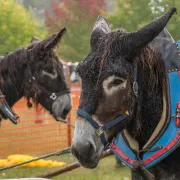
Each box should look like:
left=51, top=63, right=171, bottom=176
left=0, top=154, right=131, bottom=180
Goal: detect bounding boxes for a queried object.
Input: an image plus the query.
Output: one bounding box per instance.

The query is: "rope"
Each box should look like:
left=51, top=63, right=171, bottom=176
left=37, top=149, right=113, bottom=179
left=59, top=121, right=75, bottom=128
left=135, top=146, right=163, bottom=179
left=0, top=147, right=71, bottom=172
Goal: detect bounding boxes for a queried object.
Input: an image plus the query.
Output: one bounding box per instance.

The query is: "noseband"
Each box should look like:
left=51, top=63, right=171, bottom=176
left=76, top=109, right=129, bottom=148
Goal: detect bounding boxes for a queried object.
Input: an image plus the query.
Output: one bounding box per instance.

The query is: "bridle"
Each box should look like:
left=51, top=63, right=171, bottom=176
left=76, top=61, right=139, bottom=148
left=26, top=48, right=70, bottom=102
left=26, top=54, right=70, bottom=102
left=76, top=109, right=128, bottom=149
left=28, top=76, right=70, bottom=101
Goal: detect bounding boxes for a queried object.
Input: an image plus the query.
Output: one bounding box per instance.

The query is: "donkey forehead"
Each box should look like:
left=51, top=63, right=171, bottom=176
left=77, top=53, right=130, bottom=82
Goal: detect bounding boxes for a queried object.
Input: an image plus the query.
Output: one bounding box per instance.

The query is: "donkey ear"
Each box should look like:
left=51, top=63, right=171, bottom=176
left=122, top=7, right=176, bottom=59
left=44, top=27, right=66, bottom=50
left=91, top=16, right=111, bottom=48
left=31, top=36, right=40, bottom=43
left=93, top=16, right=111, bottom=34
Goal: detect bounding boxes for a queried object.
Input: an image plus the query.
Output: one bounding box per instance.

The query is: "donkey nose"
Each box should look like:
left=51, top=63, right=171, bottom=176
left=71, top=142, right=95, bottom=160
left=52, top=94, right=72, bottom=119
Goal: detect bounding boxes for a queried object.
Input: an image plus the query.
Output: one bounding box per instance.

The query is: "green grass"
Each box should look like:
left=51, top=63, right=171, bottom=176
left=0, top=154, right=131, bottom=180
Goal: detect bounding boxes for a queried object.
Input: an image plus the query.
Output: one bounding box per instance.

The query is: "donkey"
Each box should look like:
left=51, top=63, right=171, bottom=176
left=0, top=28, right=71, bottom=123
left=71, top=8, right=179, bottom=180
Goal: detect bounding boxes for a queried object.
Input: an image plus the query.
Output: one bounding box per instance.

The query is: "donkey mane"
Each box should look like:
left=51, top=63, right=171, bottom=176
left=0, top=48, right=29, bottom=106
left=131, top=46, right=165, bottom=127
left=0, top=48, right=27, bottom=85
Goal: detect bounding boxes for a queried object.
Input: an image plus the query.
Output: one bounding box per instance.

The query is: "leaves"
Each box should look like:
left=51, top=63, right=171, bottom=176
left=0, top=0, right=46, bottom=55
left=45, top=0, right=107, bottom=62
left=108, top=0, right=180, bottom=40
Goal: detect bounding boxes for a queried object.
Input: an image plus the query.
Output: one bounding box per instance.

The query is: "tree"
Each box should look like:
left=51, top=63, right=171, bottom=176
left=0, top=0, right=46, bottom=55
left=108, top=0, right=179, bottom=40
left=150, top=0, right=180, bottom=40
left=45, top=0, right=107, bottom=62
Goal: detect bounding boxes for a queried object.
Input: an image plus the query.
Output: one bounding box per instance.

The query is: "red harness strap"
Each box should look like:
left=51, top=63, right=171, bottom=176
left=144, top=130, right=180, bottom=165
left=176, top=102, right=180, bottom=127
left=110, top=142, right=135, bottom=165
left=178, top=70, right=180, bottom=78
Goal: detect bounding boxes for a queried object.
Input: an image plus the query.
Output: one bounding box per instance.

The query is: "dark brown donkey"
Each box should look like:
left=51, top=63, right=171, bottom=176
left=0, top=28, right=71, bottom=122
left=71, top=8, right=180, bottom=180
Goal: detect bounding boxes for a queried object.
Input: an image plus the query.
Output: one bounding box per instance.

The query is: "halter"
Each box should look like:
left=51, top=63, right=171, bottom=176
left=28, top=76, right=70, bottom=101
left=26, top=51, right=70, bottom=103
left=76, top=109, right=128, bottom=148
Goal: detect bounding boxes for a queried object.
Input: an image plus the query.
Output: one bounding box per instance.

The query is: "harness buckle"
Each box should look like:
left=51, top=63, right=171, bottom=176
left=50, top=93, right=57, bottom=100
left=96, top=126, right=104, bottom=136
left=133, top=81, right=138, bottom=96
left=176, top=101, right=180, bottom=127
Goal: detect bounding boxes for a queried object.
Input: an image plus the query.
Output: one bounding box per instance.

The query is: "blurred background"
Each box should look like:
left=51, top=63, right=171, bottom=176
left=0, top=0, right=179, bottom=179
left=0, top=0, right=179, bottom=62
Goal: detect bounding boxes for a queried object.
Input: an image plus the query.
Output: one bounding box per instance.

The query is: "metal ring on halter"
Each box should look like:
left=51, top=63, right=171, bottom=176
left=96, top=126, right=104, bottom=136
left=133, top=81, right=138, bottom=96
left=50, top=93, right=57, bottom=100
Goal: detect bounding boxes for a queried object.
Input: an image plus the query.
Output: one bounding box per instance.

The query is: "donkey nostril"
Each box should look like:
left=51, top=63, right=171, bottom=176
left=71, top=142, right=95, bottom=160
left=88, top=143, right=95, bottom=157
left=71, top=145, right=80, bottom=158
left=62, top=108, right=70, bottom=118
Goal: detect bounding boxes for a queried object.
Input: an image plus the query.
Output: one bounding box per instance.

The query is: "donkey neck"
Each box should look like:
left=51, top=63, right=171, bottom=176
left=0, top=48, right=28, bottom=107
left=128, top=55, right=164, bottom=148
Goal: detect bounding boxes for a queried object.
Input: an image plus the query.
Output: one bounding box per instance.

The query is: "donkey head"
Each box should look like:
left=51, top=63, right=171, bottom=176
left=71, top=8, right=176, bottom=168
left=24, top=28, right=72, bottom=121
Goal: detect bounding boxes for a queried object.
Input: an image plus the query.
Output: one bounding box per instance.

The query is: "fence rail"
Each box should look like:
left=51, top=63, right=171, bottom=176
left=0, top=83, right=80, bottom=158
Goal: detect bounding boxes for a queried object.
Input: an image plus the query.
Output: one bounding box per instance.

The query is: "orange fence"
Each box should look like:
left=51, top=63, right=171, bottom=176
left=0, top=83, right=80, bottom=158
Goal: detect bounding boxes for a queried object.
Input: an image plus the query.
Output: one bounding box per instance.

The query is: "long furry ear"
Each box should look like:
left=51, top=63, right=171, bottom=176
left=31, top=37, right=40, bottom=43
left=91, top=16, right=111, bottom=48
left=44, top=27, right=66, bottom=50
left=121, top=7, right=176, bottom=59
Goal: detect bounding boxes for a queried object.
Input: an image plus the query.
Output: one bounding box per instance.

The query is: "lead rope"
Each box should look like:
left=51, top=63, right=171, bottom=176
left=58, top=120, right=75, bottom=128
left=0, top=147, right=71, bottom=172
left=135, top=146, right=163, bottom=179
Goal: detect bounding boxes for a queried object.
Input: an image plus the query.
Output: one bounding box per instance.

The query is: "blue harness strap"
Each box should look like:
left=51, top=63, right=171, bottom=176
left=103, top=114, right=128, bottom=130
left=76, top=109, right=100, bottom=129
left=76, top=108, right=128, bottom=148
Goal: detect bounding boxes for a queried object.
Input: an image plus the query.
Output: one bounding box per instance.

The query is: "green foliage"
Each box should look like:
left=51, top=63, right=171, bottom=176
left=151, top=0, right=180, bottom=40
left=23, top=0, right=55, bottom=9
left=45, top=0, right=106, bottom=62
left=0, top=0, right=46, bottom=55
left=108, top=0, right=180, bottom=40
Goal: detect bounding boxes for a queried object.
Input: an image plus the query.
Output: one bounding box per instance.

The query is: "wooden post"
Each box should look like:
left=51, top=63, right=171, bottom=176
left=37, top=149, right=113, bottom=179
left=65, top=67, right=72, bottom=147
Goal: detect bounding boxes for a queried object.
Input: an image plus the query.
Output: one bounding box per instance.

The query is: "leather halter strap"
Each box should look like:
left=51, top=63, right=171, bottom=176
left=28, top=76, right=70, bottom=101
left=76, top=108, right=128, bottom=148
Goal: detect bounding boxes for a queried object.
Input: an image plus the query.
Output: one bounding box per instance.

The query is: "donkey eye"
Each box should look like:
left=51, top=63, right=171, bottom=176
left=112, top=79, right=123, bottom=86
left=45, top=68, right=53, bottom=74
